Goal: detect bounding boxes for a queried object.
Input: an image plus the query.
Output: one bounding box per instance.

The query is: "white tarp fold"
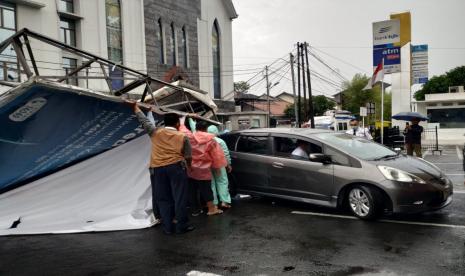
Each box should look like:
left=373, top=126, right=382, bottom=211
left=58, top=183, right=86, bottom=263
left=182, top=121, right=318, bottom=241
left=0, top=136, right=155, bottom=235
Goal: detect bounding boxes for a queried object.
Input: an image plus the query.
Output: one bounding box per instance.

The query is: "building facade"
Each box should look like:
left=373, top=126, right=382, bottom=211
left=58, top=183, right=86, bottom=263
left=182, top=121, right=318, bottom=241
left=0, top=0, right=146, bottom=93
left=144, top=0, right=201, bottom=89
left=0, top=0, right=237, bottom=99
left=414, top=87, right=465, bottom=145
left=198, top=0, right=237, bottom=100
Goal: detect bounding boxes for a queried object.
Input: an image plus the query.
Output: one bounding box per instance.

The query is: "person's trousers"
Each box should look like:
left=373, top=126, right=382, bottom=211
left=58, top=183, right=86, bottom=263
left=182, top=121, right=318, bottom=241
left=188, top=178, right=213, bottom=211
left=211, top=167, right=231, bottom=205
left=406, top=143, right=422, bottom=157
left=152, top=162, right=189, bottom=233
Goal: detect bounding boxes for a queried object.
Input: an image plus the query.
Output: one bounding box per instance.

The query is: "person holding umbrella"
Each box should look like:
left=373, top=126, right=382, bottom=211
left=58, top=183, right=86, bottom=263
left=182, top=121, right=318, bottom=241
left=404, top=118, right=424, bottom=157
left=393, top=112, right=428, bottom=158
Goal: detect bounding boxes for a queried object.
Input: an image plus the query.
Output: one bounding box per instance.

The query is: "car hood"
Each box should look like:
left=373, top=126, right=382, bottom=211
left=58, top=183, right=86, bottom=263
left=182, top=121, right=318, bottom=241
left=373, top=155, right=444, bottom=180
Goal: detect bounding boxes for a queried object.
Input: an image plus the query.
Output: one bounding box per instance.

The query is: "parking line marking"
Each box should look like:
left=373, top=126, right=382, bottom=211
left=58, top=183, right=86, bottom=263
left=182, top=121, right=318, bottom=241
left=291, top=211, right=465, bottom=229
left=457, top=146, right=463, bottom=160
left=187, top=271, right=222, bottom=276
left=445, top=174, right=465, bottom=176
left=454, top=191, right=465, bottom=194
left=292, top=211, right=357, bottom=220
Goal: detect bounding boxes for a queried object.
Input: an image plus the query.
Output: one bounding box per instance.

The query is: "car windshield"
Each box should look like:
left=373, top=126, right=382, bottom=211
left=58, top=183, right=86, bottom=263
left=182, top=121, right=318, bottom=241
left=315, top=132, right=397, bottom=161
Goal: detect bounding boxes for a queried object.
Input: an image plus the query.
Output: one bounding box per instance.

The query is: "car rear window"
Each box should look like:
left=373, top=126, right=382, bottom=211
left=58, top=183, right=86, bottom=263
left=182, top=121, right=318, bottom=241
left=236, top=136, right=268, bottom=155
left=220, top=133, right=239, bottom=151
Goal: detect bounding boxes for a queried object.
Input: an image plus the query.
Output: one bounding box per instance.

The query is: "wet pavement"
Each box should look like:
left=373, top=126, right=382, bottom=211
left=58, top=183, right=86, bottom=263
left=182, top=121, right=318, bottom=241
left=1, top=147, right=464, bottom=276
left=423, top=145, right=464, bottom=192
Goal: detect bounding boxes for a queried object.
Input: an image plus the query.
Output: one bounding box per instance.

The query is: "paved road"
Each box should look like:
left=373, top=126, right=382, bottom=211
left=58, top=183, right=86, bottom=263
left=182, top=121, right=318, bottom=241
left=1, top=149, right=464, bottom=276
left=423, top=145, right=464, bottom=192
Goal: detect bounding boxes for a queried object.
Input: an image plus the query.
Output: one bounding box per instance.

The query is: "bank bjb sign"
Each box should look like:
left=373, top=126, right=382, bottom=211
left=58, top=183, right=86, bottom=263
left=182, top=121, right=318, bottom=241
left=372, top=19, right=401, bottom=74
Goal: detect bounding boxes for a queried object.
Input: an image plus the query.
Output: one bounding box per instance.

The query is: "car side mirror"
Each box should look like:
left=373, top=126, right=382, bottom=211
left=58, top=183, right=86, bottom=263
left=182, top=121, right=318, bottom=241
left=309, top=153, right=332, bottom=164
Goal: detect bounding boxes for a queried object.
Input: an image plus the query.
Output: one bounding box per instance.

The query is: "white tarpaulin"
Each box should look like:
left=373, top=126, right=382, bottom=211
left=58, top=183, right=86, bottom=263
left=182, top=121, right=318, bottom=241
left=0, top=136, right=155, bottom=235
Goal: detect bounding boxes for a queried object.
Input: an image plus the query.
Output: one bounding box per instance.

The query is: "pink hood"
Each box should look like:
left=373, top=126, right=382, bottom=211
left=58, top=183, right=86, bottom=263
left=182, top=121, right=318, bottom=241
left=180, top=125, right=226, bottom=180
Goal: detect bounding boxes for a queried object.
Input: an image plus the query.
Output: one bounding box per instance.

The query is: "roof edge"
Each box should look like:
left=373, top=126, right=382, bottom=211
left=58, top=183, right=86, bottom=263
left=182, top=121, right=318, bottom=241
left=223, top=0, right=238, bottom=19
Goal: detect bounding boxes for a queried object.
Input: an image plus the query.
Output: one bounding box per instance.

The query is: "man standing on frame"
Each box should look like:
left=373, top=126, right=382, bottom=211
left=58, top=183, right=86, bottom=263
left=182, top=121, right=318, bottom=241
left=131, top=102, right=194, bottom=235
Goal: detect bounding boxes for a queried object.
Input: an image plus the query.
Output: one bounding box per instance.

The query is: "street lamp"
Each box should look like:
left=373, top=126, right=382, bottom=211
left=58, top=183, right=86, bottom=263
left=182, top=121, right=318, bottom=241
left=267, top=81, right=280, bottom=127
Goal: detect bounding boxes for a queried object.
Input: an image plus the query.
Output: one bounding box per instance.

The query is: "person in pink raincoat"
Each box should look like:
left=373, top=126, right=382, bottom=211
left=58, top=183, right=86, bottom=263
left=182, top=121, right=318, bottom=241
left=180, top=116, right=227, bottom=216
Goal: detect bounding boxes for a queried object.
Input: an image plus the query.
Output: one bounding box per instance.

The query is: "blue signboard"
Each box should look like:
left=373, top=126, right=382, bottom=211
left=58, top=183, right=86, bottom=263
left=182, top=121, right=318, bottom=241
left=411, top=44, right=429, bottom=84
left=373, top=46, right=401, bottom=74
left=0, top=82, right=157, bottom=193
left=412, top=44, right=428, bottom=52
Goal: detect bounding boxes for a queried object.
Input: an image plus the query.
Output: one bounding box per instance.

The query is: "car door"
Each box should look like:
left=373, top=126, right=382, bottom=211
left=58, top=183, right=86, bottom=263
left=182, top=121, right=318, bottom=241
left=231, top=133, right=272, bottom=193
left=323, top=145, right=362, bottom=196
left=267, top=135, right=334, bottom=202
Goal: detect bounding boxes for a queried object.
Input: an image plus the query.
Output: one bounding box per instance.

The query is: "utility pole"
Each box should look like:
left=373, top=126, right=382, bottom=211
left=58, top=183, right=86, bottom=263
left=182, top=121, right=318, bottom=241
left=304, top=42, right=315, bottom=128
left=296, top=43, right=301, bottom=128
left=290, top=53, right=299, bottom=126
left=300, top=43, right=308, bottom=121
left=265, top=65, right=270, bottom=127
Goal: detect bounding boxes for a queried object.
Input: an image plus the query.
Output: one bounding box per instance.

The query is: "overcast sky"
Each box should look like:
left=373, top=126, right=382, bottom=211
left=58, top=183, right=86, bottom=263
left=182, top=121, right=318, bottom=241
left=231, top=0, right=465, bottom=96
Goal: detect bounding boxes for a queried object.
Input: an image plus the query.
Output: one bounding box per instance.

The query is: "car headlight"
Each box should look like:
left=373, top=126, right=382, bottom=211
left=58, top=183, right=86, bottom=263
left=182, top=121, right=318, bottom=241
left=378, top=166, right=426, bottom=184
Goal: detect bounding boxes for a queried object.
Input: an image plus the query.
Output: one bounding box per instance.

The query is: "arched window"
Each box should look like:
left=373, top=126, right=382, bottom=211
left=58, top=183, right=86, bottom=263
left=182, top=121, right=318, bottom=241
left=157, top=19, right=165, bottom=64
left=182, top=26, right=188, bottom=68
left=170, top=22, right=177, bottom=66
left=105, top=0, right=123, bottom=89
left=212, top=20, right=221, bottom=99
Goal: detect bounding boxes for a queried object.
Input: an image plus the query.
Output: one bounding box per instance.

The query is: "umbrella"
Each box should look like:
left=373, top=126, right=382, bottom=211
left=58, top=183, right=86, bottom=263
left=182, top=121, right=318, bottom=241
left=392, top=112, right=429, bottom=121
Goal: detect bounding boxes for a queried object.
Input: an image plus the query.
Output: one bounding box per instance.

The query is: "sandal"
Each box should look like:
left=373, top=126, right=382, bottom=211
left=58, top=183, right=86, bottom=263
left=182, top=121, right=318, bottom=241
left=220, top=203, right=231, bottom=209
left=207, top=209, right=223, bottom=216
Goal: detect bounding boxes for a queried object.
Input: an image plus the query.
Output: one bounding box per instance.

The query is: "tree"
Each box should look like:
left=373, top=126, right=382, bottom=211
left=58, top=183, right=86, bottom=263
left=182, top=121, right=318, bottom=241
left=233, top=81, right=250, bottom=93
left=414, top=66, right=465, bottom=100
left=285, top=100, right=305, bottom=121
left=313, top=95, right=335, bottom=116
left=341, top=74, right=391, bottom=124
left=284, top=95, right=335, bottom=120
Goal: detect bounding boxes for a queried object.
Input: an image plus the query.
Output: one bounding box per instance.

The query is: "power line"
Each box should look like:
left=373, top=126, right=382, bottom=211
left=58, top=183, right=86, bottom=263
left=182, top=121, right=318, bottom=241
left=310, top=46, right=370, bottom=75
left=308, top=49, right=349, bottom=82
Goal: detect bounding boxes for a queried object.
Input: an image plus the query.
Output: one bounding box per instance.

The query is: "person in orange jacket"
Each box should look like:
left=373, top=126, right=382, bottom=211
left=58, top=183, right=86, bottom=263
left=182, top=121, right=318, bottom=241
left=179, top=116, right=227, bottom=216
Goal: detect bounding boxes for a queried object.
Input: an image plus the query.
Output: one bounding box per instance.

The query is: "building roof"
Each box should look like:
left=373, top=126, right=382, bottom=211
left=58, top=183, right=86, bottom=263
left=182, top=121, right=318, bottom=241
left=223, top=0, right=238, bottom=20
left=234, top=92, right=266, bottom=101
left=243, top=98, right=291, bottom=117
left=276, top=91, right=294, bottom=98
left=217, top=111, right=268, bottom=116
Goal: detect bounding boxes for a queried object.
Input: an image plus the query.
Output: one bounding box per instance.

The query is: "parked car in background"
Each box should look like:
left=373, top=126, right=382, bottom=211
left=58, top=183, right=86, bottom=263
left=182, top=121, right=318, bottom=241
left=221, top=128, right=453, bottom=220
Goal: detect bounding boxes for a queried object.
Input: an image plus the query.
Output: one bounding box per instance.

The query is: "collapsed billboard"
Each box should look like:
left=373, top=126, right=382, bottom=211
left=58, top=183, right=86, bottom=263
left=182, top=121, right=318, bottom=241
left=0, top=28, right=220, bottom=236
left=0, top=79, right=160, bottom=235
left=0, top=79, right=156, bottom=193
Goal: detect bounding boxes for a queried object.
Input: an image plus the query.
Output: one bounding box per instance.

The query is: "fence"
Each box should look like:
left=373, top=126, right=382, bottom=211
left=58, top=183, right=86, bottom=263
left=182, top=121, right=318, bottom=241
left=374, top=126, right=441, bottom=154
left=422, top=126, right=441, bottom=154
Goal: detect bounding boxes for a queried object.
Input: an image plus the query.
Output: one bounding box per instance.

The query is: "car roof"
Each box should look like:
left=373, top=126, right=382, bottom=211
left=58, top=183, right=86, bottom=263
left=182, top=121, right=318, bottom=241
left=230, top=128, right=333, bottom=136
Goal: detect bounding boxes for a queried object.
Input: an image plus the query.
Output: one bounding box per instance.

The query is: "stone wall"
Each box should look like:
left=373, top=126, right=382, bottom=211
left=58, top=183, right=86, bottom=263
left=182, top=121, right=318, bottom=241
left=144, top=0, right=201, bottom=89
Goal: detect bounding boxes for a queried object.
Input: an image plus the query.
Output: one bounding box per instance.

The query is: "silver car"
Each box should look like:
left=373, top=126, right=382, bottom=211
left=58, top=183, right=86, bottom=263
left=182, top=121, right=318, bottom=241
left=222, top=128, right=453, bottom=220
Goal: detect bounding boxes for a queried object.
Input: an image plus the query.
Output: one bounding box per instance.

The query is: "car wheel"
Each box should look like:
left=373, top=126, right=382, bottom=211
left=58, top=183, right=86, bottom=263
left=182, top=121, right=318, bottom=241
left=347, top=185, right=381, bottom=220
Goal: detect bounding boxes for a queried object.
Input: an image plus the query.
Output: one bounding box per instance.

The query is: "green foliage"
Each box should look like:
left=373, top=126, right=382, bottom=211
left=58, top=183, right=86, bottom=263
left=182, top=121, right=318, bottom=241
left=313, top=95, right=336, bottom=116
left=341, top=74, right=391, bottom=124
left=284, top=103, right=300, bottom=120
left=233, top=81, right=250, bottom=93
left=284, top=95, right=335, bottom=120
left=414, top=66, right=465, bottom=100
